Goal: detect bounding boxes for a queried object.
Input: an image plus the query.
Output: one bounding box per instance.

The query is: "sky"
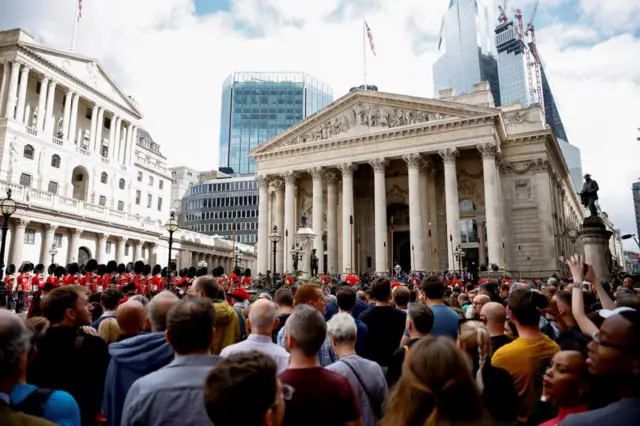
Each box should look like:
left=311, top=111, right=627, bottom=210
left=1, top=0, right=639, bottom=250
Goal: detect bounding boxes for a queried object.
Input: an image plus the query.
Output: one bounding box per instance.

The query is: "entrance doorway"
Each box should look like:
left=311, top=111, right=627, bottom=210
left=78, top=247, right=91, bottom=266
left=392, top=231, right=411, bottom=273
left=71, top=166, right=89, bottom=201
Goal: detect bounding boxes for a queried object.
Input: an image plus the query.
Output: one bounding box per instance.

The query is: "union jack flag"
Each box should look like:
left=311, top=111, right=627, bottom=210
left=365, top=21, right=376, bottom=56
left=77, top=0, right=83, bottom=21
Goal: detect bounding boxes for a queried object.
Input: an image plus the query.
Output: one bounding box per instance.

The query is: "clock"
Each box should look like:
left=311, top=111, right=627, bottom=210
left=567, top=228, right=578, bottom=240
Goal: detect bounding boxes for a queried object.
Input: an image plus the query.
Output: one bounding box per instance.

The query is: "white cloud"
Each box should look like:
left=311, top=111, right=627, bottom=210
left=2, top=0, right=639, bottom=250
left=580, top=0, right=640, bottom=33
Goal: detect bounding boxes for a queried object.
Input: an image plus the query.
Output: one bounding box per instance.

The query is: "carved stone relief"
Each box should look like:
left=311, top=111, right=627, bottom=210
left=386, top=184, right=408, bottom=205
left=499, top=159, right=549, bottom=175
left=515, top=179, right=532, bottom=201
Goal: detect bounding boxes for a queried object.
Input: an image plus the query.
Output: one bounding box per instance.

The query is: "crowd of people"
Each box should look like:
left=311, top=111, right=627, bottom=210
left=0, top=253, right=639, bottom=426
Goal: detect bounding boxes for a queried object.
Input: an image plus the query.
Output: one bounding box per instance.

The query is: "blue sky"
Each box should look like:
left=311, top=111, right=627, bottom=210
left=193, top=0, right=232, bottom=15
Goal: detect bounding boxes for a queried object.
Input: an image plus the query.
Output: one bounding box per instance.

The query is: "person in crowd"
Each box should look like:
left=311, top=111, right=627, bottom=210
left=190, top=276, right=241, bottom=354
left=458, top=320, right=490, bottom=375
left=391, top=285, right=410, bottom=312
left=480, top=302, right=512, bottom=354
left=325, top=283, right=371, bottom=321
left=221, top=299, right=290, bottom=374
left=356, top=291, right=367, bottom=303
left=25, top=317, right=49, bottom=341
left=121, top=297, right=221, bottom=426
left=204, top=351, right=287, bottom=426
left=499, top=284, right=510, bottom=303
left=479, top=282, right=502, bottom=303
left=379, top=336, right=490, bottom=426
left=459, top=293, right=472, bottom=314
left=336, top=287, right=368, bottom=356
left=279, top=305, right=362, bottom=426
left=91, top=289, right=120, bottom=330
left=0, top=309, right=58, bottom=426
left=491, top=285, right=559, bottom=423
left=386, top=303, right=434, bottom=388
left=466, top=294, right=490, bottom=320
left=103, top=290, right=179, bottom=426
left=404, top=276, right=459, bottom=343
left=27, top=286, right=110, bottom=426
left=129, top=295, right=149, bottom=307
left=552, top=290, right=591, bottom=352
left=115, top=300, right=146, bottom=342
left=273, top=288, right=294, bottom=342
left=358, top=278, right=406, bottom=368
left=97, top=318, right=120, bottom=345
left=326, top=313, right=387, bottom=426
left=277, top=284, right=336, bottom=367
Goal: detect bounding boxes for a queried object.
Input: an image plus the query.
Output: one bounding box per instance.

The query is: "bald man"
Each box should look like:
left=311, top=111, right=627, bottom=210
left=116, top=300, right=146, bottom=342
left=220, top=299, right=290, bottom=374
left=481, top=302, right=511, bottom=354
left=466, top=294, right=491, bottom=319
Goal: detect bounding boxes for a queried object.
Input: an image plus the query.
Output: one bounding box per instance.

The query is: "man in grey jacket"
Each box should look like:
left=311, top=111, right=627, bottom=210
left=121, top=298, right=221, bottom=426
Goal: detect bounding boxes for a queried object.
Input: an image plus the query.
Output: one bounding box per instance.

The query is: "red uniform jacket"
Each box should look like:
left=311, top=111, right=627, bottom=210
left=4, top=275, right=15, bottom=291
left=63, top=274, right=81, bottom=286
left=46, top=276, right=62, bottom=288
left=31, top=274, right=44, bottom=290
left=138, top=275, right=150, bottom=296
left=16, top=273, right=31, bottom=292
left=150, top=275, right=163, bottom=292
left=117, top=274, right=130, bottom=291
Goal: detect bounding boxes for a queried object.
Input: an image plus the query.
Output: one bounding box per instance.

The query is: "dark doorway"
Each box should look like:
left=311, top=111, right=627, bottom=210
left=78, top=247, right=91, bottom=266
left=392, top=231, right=411, bottom=273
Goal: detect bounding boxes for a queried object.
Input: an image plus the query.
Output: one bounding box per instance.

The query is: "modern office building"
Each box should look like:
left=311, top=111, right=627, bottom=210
left=181, top=173, right=259, bottom=245
left=433, top=0, right=501, bottom=105
left=219, top=72, right=333, bottom=174
left=633, top=181, right=640, bottom=238
left=169, top=166, right=200, bottom=214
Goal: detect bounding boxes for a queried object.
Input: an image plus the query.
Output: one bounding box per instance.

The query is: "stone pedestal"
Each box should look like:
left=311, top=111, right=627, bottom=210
left=294, top=227, right=316, bottom=279
left=579, top=217, right=612, bottom=283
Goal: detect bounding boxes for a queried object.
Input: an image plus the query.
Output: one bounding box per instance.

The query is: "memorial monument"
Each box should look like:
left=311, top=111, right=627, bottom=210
left=578, top=174, right=612, bottom=282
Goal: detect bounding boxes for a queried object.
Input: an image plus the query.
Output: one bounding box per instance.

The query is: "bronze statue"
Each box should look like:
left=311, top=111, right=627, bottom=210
left=580, top=174, right=599, bottom=217
left=301, top=212, right=309, bottom=228
left=310, top=249, right=319, bottom=276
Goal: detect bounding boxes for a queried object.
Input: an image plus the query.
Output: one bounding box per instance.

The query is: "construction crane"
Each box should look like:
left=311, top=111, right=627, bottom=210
left=498, top=0, right=508, bottom=24
left=525, top=0, right=544, bottom=115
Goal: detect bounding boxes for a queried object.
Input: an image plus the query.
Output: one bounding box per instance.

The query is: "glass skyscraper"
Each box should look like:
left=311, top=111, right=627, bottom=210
left=434, top=0, right=501, bottom=105
left=219, top=72, right=333, bottom=174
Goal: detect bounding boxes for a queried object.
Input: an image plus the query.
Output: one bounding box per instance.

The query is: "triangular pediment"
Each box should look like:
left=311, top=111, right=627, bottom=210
left=23, top=44, right=142, bottom=117
left=251, top=90, right=498, bottom=156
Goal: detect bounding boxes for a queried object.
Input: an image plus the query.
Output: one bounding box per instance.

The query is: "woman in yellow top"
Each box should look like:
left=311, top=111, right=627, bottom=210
left=492, top=285, right=559, bottom=423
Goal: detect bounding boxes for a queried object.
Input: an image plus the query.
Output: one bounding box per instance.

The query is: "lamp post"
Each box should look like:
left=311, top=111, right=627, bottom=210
left=622, top=234, right=640, bottom=250
left=234, top=247, right=240, bottom=268
left=269, top=225, right=281, bottom=275
left=48, top=244, right=58, bottom=264
left=0, top=190, right=17, bottom=285
left=454, top=245, right=465, bottom=278
left=198, top=260, right=207, bottom=269
left=164, top=211, right=179, bottom=288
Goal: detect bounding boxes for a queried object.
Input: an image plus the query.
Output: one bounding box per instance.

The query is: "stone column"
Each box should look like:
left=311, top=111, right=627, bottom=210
left=427, top=167, right=439, bottom=271
left=257, top=175, right=270, bottom=274
left=96, top=233, right=108, bottom=263
left=108, top=114, right=116, bottom=154
left=12, top=219, right=28, bottom=266
left=115, top=236, right=125, bottom=263
left=581, top=218, right=613, bottom=283
left=338, top=163, right=357, bottom=274
left=89, top=104, right=98, bottom=150
left=404, top=153, right=426, bottom=272
left=0, top=61, right=10, bottom=117
left=4, top=61, right=20, bottom=119
left=282, top=171, right=298, bottom=272
left=123, top=125, right=132, bottom=165
left=310, top=168, right=325, bottom=276
left=15, top=64, right=30, bottom=123
left=534, top=168, right=557, bottom=272
left=419, top=162, right=431, bottom=271
left=273, top=180, right=285, bottom=274
left=95, top=107, right=105, bottom=153
left=130, top=126, right=138, bottom=166
left=44, top=80, right=57, bottom=135
left=439, top=148, right=460, bottom=271
left=119, top=124, right=128, bottom=164
left=478, top=143, right=503, bottom=268
left=325, top=172, right=339, bottom=275
left=369, top=158, right=387, bottom=274
left=112, top=117, right=121, bottom=160
left=41, top=224, right=57, bottom=264
left=133, top=240, right=142, bottom=262
left=61, top=90, right=72, bottom=141
left=68, top=92, right=80, bottom=144
left=36, top=75, right=49, bottom=131
left=68, top=229, right=82, bottom=263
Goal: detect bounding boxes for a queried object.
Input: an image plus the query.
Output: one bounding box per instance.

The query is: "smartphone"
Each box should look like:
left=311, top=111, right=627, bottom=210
left=583, top=263, right=589, bottom=276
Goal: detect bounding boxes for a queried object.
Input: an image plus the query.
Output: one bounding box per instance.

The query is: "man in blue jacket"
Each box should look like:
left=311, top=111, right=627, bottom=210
left=102, top=290, right=179, bottom=426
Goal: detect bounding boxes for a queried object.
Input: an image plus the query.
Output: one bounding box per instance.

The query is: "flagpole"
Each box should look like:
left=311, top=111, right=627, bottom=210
left=362, top=18, right=367, bottom=90
left=70, top=2, right=80, bottom=53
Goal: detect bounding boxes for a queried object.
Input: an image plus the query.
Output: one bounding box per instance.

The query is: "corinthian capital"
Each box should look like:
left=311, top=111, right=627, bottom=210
left=310, top=167, right=325, bottom=181
left=256, top=174, right=269, bottom=188
left=477, top=143, right=498, bottom=159
left=438, top=148, right=459, bottom=163
left=281, top=171, right=299, bottom=185
left=16, top=219, right=29, bottom=229
left=271, top=178, right=284, bottom=191
left=402, top=153, right=423, bottom=169
left=337, top=163, right=357, bottom=177
left=368, top=158, right=387, bottom=173
left=323, top=172, right=339, bottom=186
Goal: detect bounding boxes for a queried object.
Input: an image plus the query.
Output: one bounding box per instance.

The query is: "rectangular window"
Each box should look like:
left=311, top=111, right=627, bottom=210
left=157, top=197, right=163, bottom=211
left=47, top=181, right=58, bottom=194
left=125, top=245, right=130, bottom=256
left=149, top=176, right=154, bottom=186
left=117, top=201, right=124, bottom=211
left=24, top=229, right=35, bottom=245
left=85, top=107, right=92, bottom=120
left=159, top=180, right=164, bottom=189
left=104, top=116, right=111, bottom=130
left=53, top=233, right=63, bottom=248
left=137, top=172, right=143, bottom=182
left=20, top=173, right=32, bottom=187
left=147, top=194, right=152, bottom=208
left=99, top=196, right=106, bottom=206
left=135, top=190, right=141, bottom=205
left=106, top=241, right=112, bottom=254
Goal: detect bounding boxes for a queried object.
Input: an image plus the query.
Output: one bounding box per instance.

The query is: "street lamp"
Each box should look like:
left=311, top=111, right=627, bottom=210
left=454, top=245, right=465, bottom=277
left=198, top=260, right=207, bottom=268
left=164, top=211, right=179, bottom=287
left=0, top=190, right=17, bottom=284
left=622, top=234, right=640, bottom=250
left=234, top=247, right=241, bottom=268
left=48, top=244, right=58, bottom=264
left=269, top=225, right=281, bottom=275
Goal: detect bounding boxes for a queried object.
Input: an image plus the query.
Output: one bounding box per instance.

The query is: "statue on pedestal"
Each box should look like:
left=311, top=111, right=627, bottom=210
left=579, top=174, right=599, bottom=217
left=310, top=249, right=319, bottom=277
left=301, top=212, right=309, bottom=228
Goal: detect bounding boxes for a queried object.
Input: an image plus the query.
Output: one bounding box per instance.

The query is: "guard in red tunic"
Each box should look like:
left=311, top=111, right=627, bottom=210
left=132, top=261, right=145, bottom=294
left=3, top=264, right=16, bottom=310
left=50, top=266, right=65, bottom=287
left=63, top=263, right=81, bottom=286
left=186, top=266, right=197, bottom=287
left=15, top=262, right=33, bottom=313
left=31, top=264, right=45, bottom=291
left=116, top=263, right=129, bottom=291
left=95, top=264, right=107, bottom=295
left=104, top=261, right=118, bottom=288
left=81, top=259, right=99, bottom=294
left=150, top=264, right=163, bottom=294
left=139, top=264, right=151, bottom=296
left=240, top=268, right=252, bottom=289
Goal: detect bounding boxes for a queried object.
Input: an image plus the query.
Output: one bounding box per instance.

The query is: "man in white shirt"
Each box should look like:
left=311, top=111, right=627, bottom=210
left=220, top=299, right=290, bottom=374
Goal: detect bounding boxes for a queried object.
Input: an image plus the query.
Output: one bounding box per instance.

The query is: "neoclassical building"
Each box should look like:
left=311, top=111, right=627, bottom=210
left=0, top=28, right=255, bottom=272
left=252, top=83, right=584, bottom=278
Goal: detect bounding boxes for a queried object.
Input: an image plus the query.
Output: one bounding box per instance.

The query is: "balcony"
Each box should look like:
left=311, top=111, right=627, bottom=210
left=76, top=146, right=91, bottom=156
left=101, top=157, right=110, bottom=164
left=52, top=136, right=64, bottom=146
left=26, top=127, right=38, bottom=137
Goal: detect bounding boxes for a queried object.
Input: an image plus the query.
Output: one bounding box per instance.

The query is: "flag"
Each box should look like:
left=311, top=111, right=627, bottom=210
left=364, top=20, right=376, bottom=56
left=77, top=0, right=83, bottom=21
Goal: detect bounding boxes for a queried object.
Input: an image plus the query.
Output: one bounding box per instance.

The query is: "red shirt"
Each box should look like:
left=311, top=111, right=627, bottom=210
left=31, top=275, right=44, bottom=290
left=539, top=405, right=589, bottom=426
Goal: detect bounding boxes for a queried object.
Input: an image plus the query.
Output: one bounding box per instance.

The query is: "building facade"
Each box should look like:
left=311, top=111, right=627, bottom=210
left=219, top=72, right=333, bottom=174
left=169, top=165, right=200, bottom=215
left=434, top=0, right=501, bottom=105
left=0, top=29, right=255, bottom=272
left=181, top=174, right=259, bottom=245
left=633, top=181, right=640, bottom=238
left=250, top=84, right=584, bottom=278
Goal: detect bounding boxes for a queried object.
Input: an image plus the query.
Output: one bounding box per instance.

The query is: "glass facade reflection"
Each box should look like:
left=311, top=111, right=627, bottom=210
left=496, top=21, right=533, bottom=107
left=434, top=0, right=501, bottom=105
left=219, top=72, right=333, bottom=174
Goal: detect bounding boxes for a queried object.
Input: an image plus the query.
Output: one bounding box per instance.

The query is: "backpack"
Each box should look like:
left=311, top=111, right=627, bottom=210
left=10, top=388, right=55, bottom=418
left=233, top=307, right=247, bottom=342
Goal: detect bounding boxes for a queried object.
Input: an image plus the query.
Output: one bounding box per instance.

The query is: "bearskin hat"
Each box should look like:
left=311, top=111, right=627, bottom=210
left=19, top=262, right=34, bottom=273
left=106, top=260, right=118, bottom=274
left=55, top=266, right=65, bottom=277
left=196, top=267, right=208, bottom=277
left=79, top=264, right=86, bottom=275
left=6, top=264, right=15, bottom=275
left=85, top=259, right=98, bottom=273
left=47, top=263, right=57, bottom=275
left=143, top=264, right=151, bottom=275
left=179, top=268, right=187, bottom=278
left=218, top=266, right=225, bottom=276
left=244, top=268, right=252, bottom=278
left=65, top=264, right=71, bottom=274
left=233, top=266, right=241, bottom=276
left=152, top=264, right=162, bottom=276
left=160, top=267, right=167, bottom=277
left=134, top=261, right=144, bottom=275
left=34, top=263, right=45, bottom=274
left=117, top=263, right=126, bottom=274
left=97, top=264, right=107, bottom=275
left=68, top=262, right=80, bottom=275
left=188, top=266, right=197, bottom=279
left=125, top=262, right=134, bottom=273
left=212, top=266, right=220, bottom=277
left=169, top=262, right=177, bottom=272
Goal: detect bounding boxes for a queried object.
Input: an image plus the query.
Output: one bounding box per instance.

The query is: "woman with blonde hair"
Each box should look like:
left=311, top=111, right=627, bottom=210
left=458, top=320, right=490, bottom=375
left=98, top=317, right=121, bottom=344
left=379, top=336, right=490, bottom=426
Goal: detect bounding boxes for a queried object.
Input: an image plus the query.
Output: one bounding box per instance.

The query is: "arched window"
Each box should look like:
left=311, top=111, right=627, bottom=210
left=459, top=200, right=477, bottom=214
left=101, top=172, right=108, bottom=184
left=459, top=218, right=479, bottom=244
left=50, top=154, right=61, bottom=168
left=23, top=145, right=34, bottom=160
left=119, top=178, right=125, bottom=190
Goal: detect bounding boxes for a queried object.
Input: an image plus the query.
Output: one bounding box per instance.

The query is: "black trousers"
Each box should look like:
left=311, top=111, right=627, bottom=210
left=15, top=290, right=24, bottom=313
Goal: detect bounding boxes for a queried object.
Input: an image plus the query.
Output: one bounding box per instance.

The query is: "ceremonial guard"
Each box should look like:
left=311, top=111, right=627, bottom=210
left=140, top=264, right=151, bottom=296
left=116, top=264, right=129, bottom=290
left=196, top=266, right=208, bottom=278
left=186, top=267, right=197, bottom=287
left=45, top=264, right=56, bottom=286
left=64, top=263, right=81, bottom=285
left=96, top=264, right=107, bottom=294
left=4, top=264, right=16, bottom=309
left=15, top=262, right=34, bottom=313
left=82, top=259, right=98, bottom=294
left=150, top=264, right=162, bottom=294
left=104, top=261, right=118, bottom=287
left=31, top=264, right=45, bottom=291
left=241, top=269, right=252, bottom=289
left=52, top=266, right=65, bottom=287
left=125, top=262, right=135, bottom=280
left=178, top=268, right=188, bottom=287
